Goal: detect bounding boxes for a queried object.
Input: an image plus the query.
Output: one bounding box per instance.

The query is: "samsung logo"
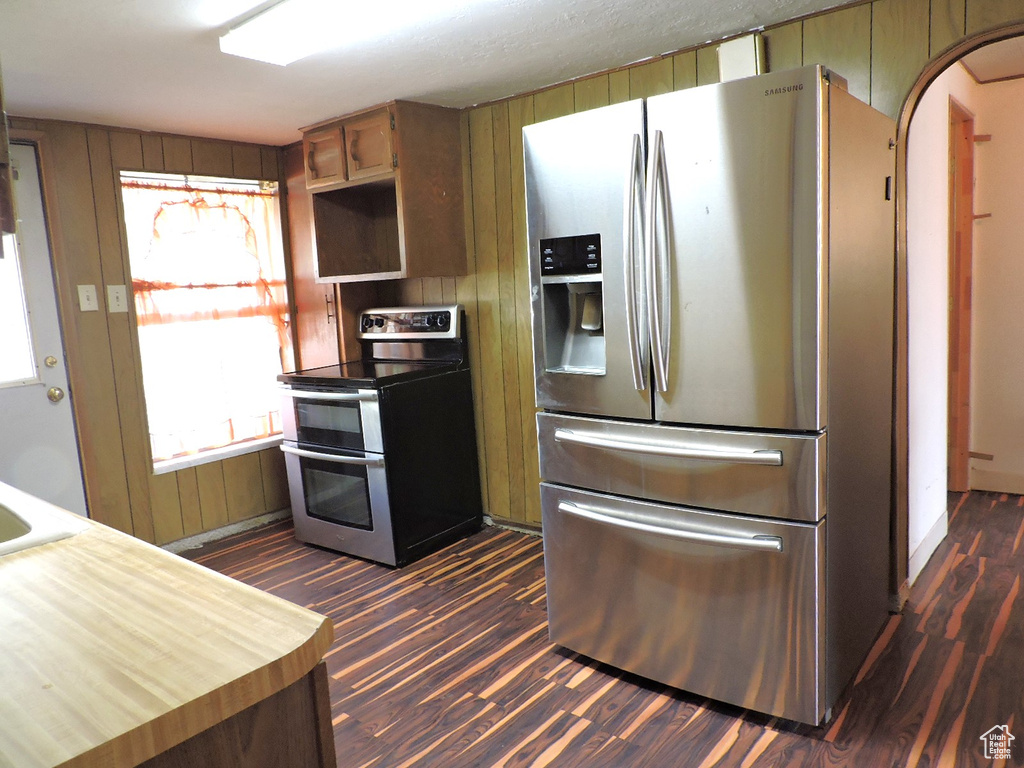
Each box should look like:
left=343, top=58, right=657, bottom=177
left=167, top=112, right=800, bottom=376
left=764, top=84, right=804, bottom=96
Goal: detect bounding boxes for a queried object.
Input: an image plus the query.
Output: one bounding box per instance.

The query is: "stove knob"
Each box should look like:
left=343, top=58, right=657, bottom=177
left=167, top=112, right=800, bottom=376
left=436, top=312, right=450, bottom=330
left=374, top=317, right=385, bottom=328
left=361, top=316, right=374, bottom=331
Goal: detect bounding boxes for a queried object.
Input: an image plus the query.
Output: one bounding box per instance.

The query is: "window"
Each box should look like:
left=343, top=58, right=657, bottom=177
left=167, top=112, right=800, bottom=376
left=0, top=230, right=37, bottom=386
left=119, top=172, right=292, bottom=467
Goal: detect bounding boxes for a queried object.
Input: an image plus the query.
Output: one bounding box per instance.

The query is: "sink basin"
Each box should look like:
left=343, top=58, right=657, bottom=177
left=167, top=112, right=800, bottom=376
left=0, top=493, right=90, bottom=557
left=0, top=506, right=31, bottom=543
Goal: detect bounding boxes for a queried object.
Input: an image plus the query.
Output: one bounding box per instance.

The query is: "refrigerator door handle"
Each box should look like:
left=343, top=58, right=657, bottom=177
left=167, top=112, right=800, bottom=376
left=624, top=132, right=648, bottom=391
left=645, top=129, right=670, bottom=392
left=557, top=500, right=784, bottom=553
left=553, top=427, right=784, bottom=466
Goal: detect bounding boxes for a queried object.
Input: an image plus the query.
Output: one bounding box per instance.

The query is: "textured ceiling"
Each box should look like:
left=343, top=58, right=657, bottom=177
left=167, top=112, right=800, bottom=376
left=1, top=0, right=861, bottom=146
left=961, top=35, right=1024, bottom=83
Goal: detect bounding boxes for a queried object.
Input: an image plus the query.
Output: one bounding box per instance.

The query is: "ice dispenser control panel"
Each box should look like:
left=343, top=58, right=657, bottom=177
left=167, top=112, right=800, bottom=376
left=540, top=234, right=601, bottom=277
left=537, top=233, right=605, bottom=375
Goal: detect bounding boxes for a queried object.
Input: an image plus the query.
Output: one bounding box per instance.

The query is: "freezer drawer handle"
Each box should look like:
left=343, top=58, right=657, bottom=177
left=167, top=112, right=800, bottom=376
left=278, top=386, right=378, bottom=403
left=280, top=444, right=385, bottom=467
left=553, top=428, right=783, bottom=466
left=557, top=501, right=784, bottom=553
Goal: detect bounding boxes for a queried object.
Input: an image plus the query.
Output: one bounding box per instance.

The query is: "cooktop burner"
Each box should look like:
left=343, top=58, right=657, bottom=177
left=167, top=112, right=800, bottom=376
left=279, top=359, right=458, bottom=389
left=279, top=305, right=468, bottom=390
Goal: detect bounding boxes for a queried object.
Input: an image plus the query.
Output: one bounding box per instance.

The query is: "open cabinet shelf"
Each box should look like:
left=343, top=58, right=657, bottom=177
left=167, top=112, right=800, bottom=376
left=303, top=101, right=466, bottom=282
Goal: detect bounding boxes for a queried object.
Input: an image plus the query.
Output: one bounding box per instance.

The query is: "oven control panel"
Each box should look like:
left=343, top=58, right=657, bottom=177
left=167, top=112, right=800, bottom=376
left=358, top=305, right=462, bottom=340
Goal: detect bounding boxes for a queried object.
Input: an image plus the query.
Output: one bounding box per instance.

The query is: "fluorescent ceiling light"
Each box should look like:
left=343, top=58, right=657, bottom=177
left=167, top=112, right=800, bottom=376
left=219, top=0, right=486, bottom=66
left=219, top=0, right=335, bottom=66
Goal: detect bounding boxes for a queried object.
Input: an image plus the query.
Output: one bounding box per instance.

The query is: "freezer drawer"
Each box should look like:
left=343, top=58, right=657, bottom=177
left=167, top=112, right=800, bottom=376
left=541, top=483, right=826, bottom=724
left=537, top=412, right=825, bottom=522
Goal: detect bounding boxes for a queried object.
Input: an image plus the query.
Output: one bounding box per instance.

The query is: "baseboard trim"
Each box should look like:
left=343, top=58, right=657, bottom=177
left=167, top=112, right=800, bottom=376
left=970, top=468, right=1024, bottom=495
left=163, top=508, right=292, bottom=554
left=908, top=510, right=949, bottom=586
left=889, top=580, right=910, bottom=613
left=485, top=515, right=542, bottom=536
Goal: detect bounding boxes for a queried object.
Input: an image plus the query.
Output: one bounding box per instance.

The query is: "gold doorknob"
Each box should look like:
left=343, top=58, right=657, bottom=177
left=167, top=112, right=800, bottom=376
left=44, top=356, right=58, bottom=368
left=47, top=387, right=65, bottom=403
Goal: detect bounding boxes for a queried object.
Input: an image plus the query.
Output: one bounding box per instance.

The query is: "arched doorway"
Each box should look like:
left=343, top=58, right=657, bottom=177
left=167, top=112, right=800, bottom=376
left=896, top=22, right=1024, bottom=596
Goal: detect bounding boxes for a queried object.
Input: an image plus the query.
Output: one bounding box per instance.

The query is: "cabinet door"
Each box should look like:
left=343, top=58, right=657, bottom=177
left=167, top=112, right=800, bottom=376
left=344, top=111, right=393, bottom=180
left=304, top=125, right=345, bottom=189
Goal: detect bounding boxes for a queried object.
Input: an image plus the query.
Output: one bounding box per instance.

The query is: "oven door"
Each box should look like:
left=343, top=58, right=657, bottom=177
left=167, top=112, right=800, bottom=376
left=280, top=386, right=382, bottom=453
left=280, top=443, right=396, bottom=566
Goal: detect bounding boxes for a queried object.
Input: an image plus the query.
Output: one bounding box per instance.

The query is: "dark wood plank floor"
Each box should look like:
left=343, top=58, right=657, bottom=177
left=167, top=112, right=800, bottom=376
left=187, top=492, right=1024, bottom=767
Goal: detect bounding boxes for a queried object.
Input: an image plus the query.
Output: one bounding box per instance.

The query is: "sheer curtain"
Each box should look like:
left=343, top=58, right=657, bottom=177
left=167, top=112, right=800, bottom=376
left=120, top=176, right=291, bottom=463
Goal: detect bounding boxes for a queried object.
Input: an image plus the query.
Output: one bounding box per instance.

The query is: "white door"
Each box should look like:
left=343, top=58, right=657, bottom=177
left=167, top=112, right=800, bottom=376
left=0, top=142, right=87, bottom=516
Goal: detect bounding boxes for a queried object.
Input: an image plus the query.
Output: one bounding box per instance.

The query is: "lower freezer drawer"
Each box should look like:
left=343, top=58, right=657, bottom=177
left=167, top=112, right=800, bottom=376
left=541, top=483, right=826, bottom=724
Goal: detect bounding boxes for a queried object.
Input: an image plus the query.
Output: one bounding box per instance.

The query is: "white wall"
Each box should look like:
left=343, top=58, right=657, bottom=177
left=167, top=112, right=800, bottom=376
left=967, top=78, right=1024, bottom=494
left=905, top=63, right=982, bottom=583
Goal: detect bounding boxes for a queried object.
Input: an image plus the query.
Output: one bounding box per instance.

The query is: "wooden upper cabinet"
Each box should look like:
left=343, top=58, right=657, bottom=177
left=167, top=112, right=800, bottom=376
left=344, top=110, right=393, bottom=180
left=303, top=125, right=344, bottom=188
left=300, top=101, right=466, bottom=282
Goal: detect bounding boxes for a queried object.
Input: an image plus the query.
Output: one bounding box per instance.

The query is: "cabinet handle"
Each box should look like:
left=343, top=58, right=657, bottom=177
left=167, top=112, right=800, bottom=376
left=349, top=136, right=360, bottom=164
left=308, top=147, right=317, bottom=179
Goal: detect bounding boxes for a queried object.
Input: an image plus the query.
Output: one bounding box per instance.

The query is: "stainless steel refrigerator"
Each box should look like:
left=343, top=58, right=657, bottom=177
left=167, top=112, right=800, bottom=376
left=524, top=65, right=895, bottom=725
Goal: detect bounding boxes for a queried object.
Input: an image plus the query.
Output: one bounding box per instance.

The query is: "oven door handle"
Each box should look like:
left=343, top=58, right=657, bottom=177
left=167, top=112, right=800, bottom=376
left=278, top=386, right=378, bottom=403
left=280, top=444, right=385, bottom=467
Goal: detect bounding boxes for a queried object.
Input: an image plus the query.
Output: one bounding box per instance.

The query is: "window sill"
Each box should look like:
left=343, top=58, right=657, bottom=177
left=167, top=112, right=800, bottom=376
left=152, top=435, right=283, bottom=476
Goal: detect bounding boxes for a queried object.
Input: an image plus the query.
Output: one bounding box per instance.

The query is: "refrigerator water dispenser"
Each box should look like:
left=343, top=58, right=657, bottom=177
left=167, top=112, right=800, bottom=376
left=539, top=234, right=605, bottom=374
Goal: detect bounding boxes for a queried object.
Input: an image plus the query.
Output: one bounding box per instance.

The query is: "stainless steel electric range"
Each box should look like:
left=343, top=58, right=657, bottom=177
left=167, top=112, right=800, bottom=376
left=277, top=305, right=482, bottom=567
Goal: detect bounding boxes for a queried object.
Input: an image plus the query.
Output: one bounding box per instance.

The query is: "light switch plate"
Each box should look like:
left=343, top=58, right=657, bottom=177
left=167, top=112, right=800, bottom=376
left=107, top=284, right=129, bottom=313
left=77, top=284, right=99, bottom=312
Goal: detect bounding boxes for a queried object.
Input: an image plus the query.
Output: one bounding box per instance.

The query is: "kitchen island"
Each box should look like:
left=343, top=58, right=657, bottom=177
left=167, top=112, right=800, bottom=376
left=0, top=482, right=335, bottom=768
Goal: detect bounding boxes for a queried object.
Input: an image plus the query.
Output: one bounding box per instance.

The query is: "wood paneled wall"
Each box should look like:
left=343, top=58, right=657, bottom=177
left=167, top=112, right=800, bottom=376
left=10, top=118, right=290, bottom=544
left=18, top=0, right=1024, bottom=544
left=394, top=0, right=1024, bottom=528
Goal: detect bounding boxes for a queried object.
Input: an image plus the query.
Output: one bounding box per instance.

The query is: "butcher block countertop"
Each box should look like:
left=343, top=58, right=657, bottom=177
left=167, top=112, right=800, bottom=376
left=0, top=482, right=333, bottom=768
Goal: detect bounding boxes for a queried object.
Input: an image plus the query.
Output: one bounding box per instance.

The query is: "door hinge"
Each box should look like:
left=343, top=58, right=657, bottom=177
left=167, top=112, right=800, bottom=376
left=392, top=153, right=399, bottom=168
left=390, top=114, right=395, bottom=130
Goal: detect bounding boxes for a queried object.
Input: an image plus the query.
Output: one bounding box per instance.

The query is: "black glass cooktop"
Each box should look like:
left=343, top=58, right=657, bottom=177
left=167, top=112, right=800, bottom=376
left=278, top=359, right=459, bottom=389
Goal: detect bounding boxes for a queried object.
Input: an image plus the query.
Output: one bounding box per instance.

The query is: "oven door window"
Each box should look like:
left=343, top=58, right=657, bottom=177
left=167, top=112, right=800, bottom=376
left=294, top=399, right=365, bottom=451
left=300, top=454, right=374, bottom=530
